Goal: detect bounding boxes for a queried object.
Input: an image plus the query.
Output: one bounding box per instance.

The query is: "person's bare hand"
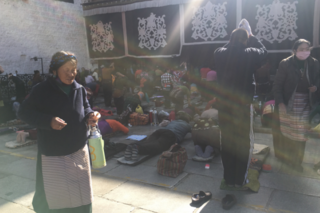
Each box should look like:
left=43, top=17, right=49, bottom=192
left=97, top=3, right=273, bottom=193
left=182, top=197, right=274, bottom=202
left=51, top=117, right=67, bottom=130
left=87, top=111, right=101, bottom=127
left=279, top=103, right=286, bottom=114
left=0, top=66, right=4, bottom=74
left=309, top=86, right=317, bottom=93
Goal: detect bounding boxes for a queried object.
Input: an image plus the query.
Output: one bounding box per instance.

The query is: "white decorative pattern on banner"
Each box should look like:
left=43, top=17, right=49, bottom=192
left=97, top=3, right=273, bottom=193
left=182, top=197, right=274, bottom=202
left=255, top=0, right=298, bottom=44
left=191, top=1, right=228, bottom=41
left=138, top=13, right=167, bottom=50
left=90, top=21, right=115, bottom=52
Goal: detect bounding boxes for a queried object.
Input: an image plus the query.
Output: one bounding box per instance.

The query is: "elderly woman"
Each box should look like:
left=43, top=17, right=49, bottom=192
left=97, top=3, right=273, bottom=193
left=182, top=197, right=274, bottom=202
left=273, top=39, right=319, bottom=172
left=18, top=51, right=99, bottom=213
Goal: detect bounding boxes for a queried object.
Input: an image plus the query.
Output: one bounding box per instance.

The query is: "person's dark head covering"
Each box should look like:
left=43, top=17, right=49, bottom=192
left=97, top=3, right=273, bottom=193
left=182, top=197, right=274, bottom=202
left=176, top=111, right=191, bottom=123
left=229, top=28, right=248, bottom=45
left=49, top=51, right=77, bottom=74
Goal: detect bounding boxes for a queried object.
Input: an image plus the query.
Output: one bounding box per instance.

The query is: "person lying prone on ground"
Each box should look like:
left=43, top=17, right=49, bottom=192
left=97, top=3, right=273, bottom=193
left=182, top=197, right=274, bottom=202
left=124, top=113, right=192, bottom=161
left=98, top=119, right=129, bottom=136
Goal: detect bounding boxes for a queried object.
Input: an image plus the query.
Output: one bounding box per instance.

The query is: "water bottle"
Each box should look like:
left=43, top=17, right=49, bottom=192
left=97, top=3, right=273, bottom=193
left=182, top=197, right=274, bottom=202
left=153, top=108, right=158, bottom=126
left=88, top=125, right=107, bottom=169
left=149, top=109, right=153, bottom=125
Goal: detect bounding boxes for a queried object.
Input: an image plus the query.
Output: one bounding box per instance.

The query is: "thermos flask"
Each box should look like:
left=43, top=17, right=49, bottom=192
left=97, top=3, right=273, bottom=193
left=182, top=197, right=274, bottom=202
left=88, top=125, right=107, bottom=169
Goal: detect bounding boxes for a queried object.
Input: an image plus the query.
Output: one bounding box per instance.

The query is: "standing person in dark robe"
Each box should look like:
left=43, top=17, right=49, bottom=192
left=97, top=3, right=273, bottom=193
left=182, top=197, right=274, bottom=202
left=214, top=28, right=267, bottom=188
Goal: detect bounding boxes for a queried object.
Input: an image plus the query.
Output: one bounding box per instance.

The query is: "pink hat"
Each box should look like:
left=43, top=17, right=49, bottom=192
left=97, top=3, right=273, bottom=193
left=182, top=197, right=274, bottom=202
left=206, top=71, right=217, bottom=81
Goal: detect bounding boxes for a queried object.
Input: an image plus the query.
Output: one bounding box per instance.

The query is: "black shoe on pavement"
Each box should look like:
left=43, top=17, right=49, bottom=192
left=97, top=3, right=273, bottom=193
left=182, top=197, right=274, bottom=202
left=222, top=194, right=236, bottom=210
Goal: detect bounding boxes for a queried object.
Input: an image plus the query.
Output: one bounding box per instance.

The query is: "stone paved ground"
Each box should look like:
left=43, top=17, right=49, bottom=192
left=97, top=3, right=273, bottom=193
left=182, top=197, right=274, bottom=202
left=1, top=97, right=320, bottom=213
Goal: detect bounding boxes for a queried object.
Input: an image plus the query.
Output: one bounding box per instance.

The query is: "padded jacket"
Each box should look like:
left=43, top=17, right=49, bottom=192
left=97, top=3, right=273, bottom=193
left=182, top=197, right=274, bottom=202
left=18, top=78, right=93, bottom=156
left=273, top=55, right=320, bottom=108
left=214, top=36, right=268, bottom=104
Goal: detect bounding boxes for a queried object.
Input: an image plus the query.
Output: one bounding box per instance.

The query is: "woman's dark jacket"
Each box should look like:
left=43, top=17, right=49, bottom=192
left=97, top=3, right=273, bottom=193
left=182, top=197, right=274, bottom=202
left=18, top=78, right=93, bottom=156
left=273, top=55, right=320, bottom=107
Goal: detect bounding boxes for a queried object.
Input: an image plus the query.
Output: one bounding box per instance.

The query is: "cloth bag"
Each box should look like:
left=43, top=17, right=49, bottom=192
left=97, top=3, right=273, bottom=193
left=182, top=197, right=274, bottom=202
left=118, top=105, right=132, bottom=126
left=128, top=112, right=149, bottom=126
left=135, top=105, right=144, bottom=114
left=157, top=144, right=188, bottom=178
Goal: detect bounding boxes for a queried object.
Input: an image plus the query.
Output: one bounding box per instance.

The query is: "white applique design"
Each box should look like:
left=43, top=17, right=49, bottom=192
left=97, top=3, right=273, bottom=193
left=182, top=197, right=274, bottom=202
left=90, top=21, right=114, bottom=52
left=191, top=1, right=228, bottom=41
left=255, top=0, right=298, bottom=43
left=138, top=13, right=167, bottom=50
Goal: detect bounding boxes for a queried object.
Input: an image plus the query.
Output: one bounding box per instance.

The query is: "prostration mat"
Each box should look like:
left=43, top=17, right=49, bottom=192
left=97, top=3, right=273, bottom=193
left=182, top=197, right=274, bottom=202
left=220, top=169, right=260, bottom=193
left=5, top=140, right=37, bottom=149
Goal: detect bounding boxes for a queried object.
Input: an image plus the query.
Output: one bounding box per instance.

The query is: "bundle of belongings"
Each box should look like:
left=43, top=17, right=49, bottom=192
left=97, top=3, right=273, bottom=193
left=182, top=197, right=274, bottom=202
left=5, top=129, right=37, bottom=148
left=118, top=105, right=133, bottom=126
left=307, top=123, right=320, bottom=138
left=249, top=144, right=270, bottom=172
left=124, top=94, right=141, bottom=112
left=118, top=94, right=148, bottom=126
left=128, top=113, right=149, bottom=126
left=261, top=100, right=275, bottom=128
left=191, top=118, right=220, bottom=161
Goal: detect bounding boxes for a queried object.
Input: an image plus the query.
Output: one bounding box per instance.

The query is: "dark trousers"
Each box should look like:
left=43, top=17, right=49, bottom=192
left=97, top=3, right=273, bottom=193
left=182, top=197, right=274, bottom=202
left=218, top=103, right=252, bottom=185
left=136, top=129, right=177, bottom=156
left=272, top=108, right=306, bottom=165
left=102, top=79, right=112, bottom=107
left=114, top=96, right=124, bottom=115
left=162, top=90, right=171, bottom=108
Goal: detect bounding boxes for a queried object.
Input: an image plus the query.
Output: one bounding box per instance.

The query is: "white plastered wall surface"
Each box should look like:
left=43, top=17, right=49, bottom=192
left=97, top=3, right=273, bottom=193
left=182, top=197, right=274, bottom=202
left=0, top=0, right=91, bottom=74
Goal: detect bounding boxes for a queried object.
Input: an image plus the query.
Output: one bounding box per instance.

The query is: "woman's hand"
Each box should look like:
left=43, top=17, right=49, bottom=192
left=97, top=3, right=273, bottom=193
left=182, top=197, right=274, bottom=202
left=279, top=103, right=286, bottom=114
left=87, top=111, right=101, bottom=127
left=51, top=117, right=67, bottom=130
left=309, top=86, right=317, bottom=93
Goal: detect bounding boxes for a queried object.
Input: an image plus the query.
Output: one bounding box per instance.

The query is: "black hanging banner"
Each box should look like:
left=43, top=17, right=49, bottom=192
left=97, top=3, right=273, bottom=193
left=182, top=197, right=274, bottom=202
left=85, top=13, right=125, bottom=58
left=242, top=0, right=315, bottom=50
left=125, top=5, right=181, bottom=57
left=184, top=0, right=237, bottom=44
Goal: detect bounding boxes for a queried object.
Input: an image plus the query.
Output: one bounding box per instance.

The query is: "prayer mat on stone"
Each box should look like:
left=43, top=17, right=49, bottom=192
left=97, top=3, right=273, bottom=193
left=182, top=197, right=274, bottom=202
left=220, top=169, right=260, bottom=193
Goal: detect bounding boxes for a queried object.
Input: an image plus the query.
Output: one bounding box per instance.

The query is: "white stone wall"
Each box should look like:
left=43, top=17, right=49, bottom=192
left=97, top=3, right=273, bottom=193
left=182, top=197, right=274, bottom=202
left=0, top=0, right=90, bottom=74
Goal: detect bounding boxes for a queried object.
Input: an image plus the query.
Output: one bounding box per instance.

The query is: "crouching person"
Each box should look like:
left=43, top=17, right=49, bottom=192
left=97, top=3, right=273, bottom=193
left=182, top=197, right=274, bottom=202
left=192, top=118, right=220, bottom=161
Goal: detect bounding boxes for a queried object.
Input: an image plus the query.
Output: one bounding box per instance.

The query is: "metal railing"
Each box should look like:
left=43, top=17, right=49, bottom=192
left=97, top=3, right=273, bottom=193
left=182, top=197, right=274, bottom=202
left=0, top=74, right=48, bottom=104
